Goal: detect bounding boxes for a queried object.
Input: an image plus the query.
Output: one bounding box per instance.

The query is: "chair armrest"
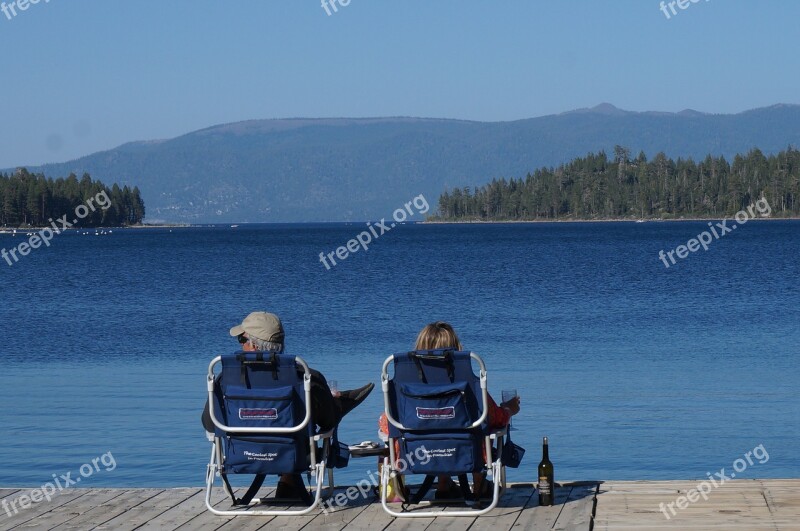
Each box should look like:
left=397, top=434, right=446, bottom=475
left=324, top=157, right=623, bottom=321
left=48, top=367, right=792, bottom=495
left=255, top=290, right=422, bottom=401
left=313, top=428, right=335, bottom=441
left=488, top=426, right=508, bottom=439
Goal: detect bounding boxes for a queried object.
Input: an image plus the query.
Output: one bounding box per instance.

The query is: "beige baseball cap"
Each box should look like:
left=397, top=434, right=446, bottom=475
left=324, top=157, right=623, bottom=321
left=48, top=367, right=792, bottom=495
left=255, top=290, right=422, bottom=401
left=229, top=311, right=285, bottom=343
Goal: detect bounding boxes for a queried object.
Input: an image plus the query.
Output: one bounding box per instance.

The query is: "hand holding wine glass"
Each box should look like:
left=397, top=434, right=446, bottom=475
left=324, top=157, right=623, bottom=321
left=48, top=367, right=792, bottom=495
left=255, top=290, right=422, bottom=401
left=501, top=389, right=521, bottom=415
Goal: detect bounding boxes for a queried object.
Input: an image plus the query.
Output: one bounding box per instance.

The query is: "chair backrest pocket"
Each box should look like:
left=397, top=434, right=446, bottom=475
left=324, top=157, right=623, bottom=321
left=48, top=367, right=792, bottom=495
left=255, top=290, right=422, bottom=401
left=223, top=384, right=299, bottom=429
left=400, top=433, right=481, bottom=474
left=397, top=381, right=471, bottom=430
left=224, top=435, right=306, bottom=475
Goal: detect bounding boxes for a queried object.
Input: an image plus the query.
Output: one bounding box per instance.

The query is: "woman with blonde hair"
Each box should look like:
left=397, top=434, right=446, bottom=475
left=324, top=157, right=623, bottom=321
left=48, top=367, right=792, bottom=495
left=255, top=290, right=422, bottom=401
left=379, top=321, right=521, bottom=500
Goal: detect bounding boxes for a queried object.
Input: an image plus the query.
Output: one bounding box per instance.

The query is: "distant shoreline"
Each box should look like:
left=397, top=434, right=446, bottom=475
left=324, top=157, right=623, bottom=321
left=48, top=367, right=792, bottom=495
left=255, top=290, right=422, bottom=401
left=0, top=223, right=189, bottom=232
left=422, top=216, right=800, bottom=224
left=3, top=219, right=798, bottom=231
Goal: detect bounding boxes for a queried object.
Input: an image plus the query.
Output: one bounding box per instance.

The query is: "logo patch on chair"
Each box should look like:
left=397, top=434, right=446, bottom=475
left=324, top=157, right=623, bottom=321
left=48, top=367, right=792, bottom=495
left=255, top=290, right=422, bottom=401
left=239, top=408, right=278, bottom=420
left=416, top=406, right=456, bottom=420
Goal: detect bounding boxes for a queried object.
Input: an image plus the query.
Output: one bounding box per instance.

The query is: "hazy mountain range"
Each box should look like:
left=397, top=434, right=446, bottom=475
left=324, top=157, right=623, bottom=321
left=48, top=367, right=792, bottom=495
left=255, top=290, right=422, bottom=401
left=9, top=103, right=800, bottom=222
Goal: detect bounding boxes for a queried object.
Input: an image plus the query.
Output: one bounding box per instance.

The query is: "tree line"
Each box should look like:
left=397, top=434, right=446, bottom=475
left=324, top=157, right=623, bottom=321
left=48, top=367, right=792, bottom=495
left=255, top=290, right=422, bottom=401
left=0, top=168, right=145, bottom=227
left=433, top=147, right=800, bottom=220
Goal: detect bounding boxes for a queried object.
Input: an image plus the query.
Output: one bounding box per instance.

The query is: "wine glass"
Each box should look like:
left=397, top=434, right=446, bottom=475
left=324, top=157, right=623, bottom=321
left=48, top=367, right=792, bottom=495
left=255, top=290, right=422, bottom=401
left=328, top=380, right=340, bottom=398
left=502, top=389, right=518, bottom=430
left=502, top=389, right=518, bottom=404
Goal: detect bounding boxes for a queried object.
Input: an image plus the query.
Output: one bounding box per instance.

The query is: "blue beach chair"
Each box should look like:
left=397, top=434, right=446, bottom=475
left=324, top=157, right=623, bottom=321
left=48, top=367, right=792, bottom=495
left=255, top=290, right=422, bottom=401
left=380, top=349, right=507, bottom=517
left=204, top=352, right=341, bottom=516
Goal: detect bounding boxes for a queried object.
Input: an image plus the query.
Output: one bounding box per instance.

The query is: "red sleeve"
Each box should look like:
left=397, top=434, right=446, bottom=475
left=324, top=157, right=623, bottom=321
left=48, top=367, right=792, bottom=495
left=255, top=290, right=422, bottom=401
left=487, top=394, right=510, bottom=429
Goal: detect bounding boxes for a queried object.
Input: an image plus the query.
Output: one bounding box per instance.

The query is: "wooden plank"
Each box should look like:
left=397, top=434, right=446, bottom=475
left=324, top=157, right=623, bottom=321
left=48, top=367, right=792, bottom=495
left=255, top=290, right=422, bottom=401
left=12, top=489, right=124, bottom=530
left=2, top=480, right=798, bottom=531
left=513, top=483, right=574, bottom=530
left=429, top=505, right=478, bottom=530
left=309, top=486, right=374, bottom=530
left=48, top=489, right=164, bottom=530
left=596, top=527, right=794, bottom=531
left=0, top=489, right=21, bottom=500
left=264, top=485, right=350, bottom=531
left=187, top=483, right=326, bottom=531
left=465, top=485, right=535, bottom=531
left=552, top=483, right=597, bottom=531
left=381, top=493, right=446, bottom=531
left=171, top=486, right=236, bottom=530
left=341, top=494, right=397, bottom=531
left=93, top=488, right=200, bottom=530
left=600, top=479, right=764, bottom=493
left=428, top=479, right=515, bottom=531
left=135, top=489, right=221, bottom=531
left=380, top=476, right=496, bottom=531
left=592, top=480, right=800, bottom=531
left=764, top=484, right=800, bottom=519
left=173, top=486, right=275, bottom=530
left=211, top=487, right=282, bottom=531
left=427, top=480, right=489, bottom=530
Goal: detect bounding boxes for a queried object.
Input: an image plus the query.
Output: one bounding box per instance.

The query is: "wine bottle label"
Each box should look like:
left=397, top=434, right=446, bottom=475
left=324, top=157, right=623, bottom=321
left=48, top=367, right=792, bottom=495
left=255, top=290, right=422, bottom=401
left=538, top=477, right=551, bottom=495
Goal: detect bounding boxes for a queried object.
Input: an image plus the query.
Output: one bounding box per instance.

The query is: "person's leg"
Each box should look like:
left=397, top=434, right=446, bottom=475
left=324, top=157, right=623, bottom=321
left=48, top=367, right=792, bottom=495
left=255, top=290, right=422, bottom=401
left=276, top=473, right=305, bottom=499
left=472, top=472, right=496, bottom=499
left=201, top=400, right=214, bottom=432
left=334, top=383, right=375, bottom=419
left=472, top=472, right=484, bottom=498
left=434, top=475, right=462, bottom=499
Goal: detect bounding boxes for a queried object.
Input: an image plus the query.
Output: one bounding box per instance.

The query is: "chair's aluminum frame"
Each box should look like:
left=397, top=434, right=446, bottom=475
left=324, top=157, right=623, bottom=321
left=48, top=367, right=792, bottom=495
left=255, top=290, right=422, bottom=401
left=205, top=355, right=335, bottom=516
left=379, top=351, right=507, bottom=517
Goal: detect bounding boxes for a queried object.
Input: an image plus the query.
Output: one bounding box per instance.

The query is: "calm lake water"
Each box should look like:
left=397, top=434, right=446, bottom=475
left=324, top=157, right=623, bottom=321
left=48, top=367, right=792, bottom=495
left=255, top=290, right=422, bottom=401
left=1, top=222, right=798, bottom=487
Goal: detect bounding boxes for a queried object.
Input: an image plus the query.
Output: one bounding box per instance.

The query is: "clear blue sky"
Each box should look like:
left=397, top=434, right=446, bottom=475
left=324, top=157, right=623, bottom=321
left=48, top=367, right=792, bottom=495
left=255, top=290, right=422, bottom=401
left=1, top=0, right=798, bottom=168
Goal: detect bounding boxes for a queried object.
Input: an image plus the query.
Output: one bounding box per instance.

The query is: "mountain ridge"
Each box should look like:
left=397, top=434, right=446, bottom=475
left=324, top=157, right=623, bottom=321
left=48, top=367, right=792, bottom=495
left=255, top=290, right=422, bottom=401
left=7, top=104, right=800, bottom=222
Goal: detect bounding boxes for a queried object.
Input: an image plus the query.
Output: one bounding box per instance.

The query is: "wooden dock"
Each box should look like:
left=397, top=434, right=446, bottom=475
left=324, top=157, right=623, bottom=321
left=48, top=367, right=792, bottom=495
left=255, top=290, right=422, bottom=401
left=1, top=479, right=797, bottom=530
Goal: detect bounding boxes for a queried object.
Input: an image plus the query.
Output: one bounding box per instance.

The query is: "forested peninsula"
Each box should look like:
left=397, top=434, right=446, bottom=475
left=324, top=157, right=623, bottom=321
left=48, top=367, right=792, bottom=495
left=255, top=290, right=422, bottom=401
left=1, top=169, right=145, bottom=227
left=433, top=147, right=800, bottom=221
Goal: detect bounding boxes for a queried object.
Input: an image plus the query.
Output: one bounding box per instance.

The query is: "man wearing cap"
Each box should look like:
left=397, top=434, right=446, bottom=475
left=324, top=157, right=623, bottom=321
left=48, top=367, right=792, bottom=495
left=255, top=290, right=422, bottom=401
left=202, top=311, right=374, bottom=498
left=227, top=311, right=372, bottom=428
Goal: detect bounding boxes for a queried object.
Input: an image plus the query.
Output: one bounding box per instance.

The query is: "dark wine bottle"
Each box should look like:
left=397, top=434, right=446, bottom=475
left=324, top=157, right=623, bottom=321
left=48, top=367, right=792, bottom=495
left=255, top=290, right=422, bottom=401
left=537, top=436, right=554, bottom=506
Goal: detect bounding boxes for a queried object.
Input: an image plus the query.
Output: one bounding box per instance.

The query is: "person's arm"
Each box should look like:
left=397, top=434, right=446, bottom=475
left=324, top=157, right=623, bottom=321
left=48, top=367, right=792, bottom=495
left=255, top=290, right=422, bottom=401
left=201, top=399, right=214, bottom=432
left=487, top=393, right=519, bottom=429
left=201, top=374, right=222, bottom=432
left=307, top=369, right=339, bottom=432
left=487, top=395, right=508, bottom=429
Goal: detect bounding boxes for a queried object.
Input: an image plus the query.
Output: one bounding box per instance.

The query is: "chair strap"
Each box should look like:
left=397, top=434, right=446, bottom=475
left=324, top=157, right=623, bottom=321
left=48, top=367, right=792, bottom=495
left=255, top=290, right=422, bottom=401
left=238, top=352, right=280, bottom=384
left=297, top=481, right=314, bottom=505
left=410, top=351, right=456, bottom=383
left=405, top=474, right=473, bottom=505
left=407, top=475, right=436, bottom=505
left=270, top=352, right=278, bottom=380
left=457, top=474, right=474, bottom=500
left=411, top=355, right=428, bottom=384
left=221, top=473, right=267, bottom=506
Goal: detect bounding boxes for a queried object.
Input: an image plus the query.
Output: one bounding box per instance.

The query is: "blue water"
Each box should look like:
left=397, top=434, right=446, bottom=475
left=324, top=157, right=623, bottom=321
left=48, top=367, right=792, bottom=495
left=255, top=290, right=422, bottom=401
left=1, top=222, right=798, bottom=488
